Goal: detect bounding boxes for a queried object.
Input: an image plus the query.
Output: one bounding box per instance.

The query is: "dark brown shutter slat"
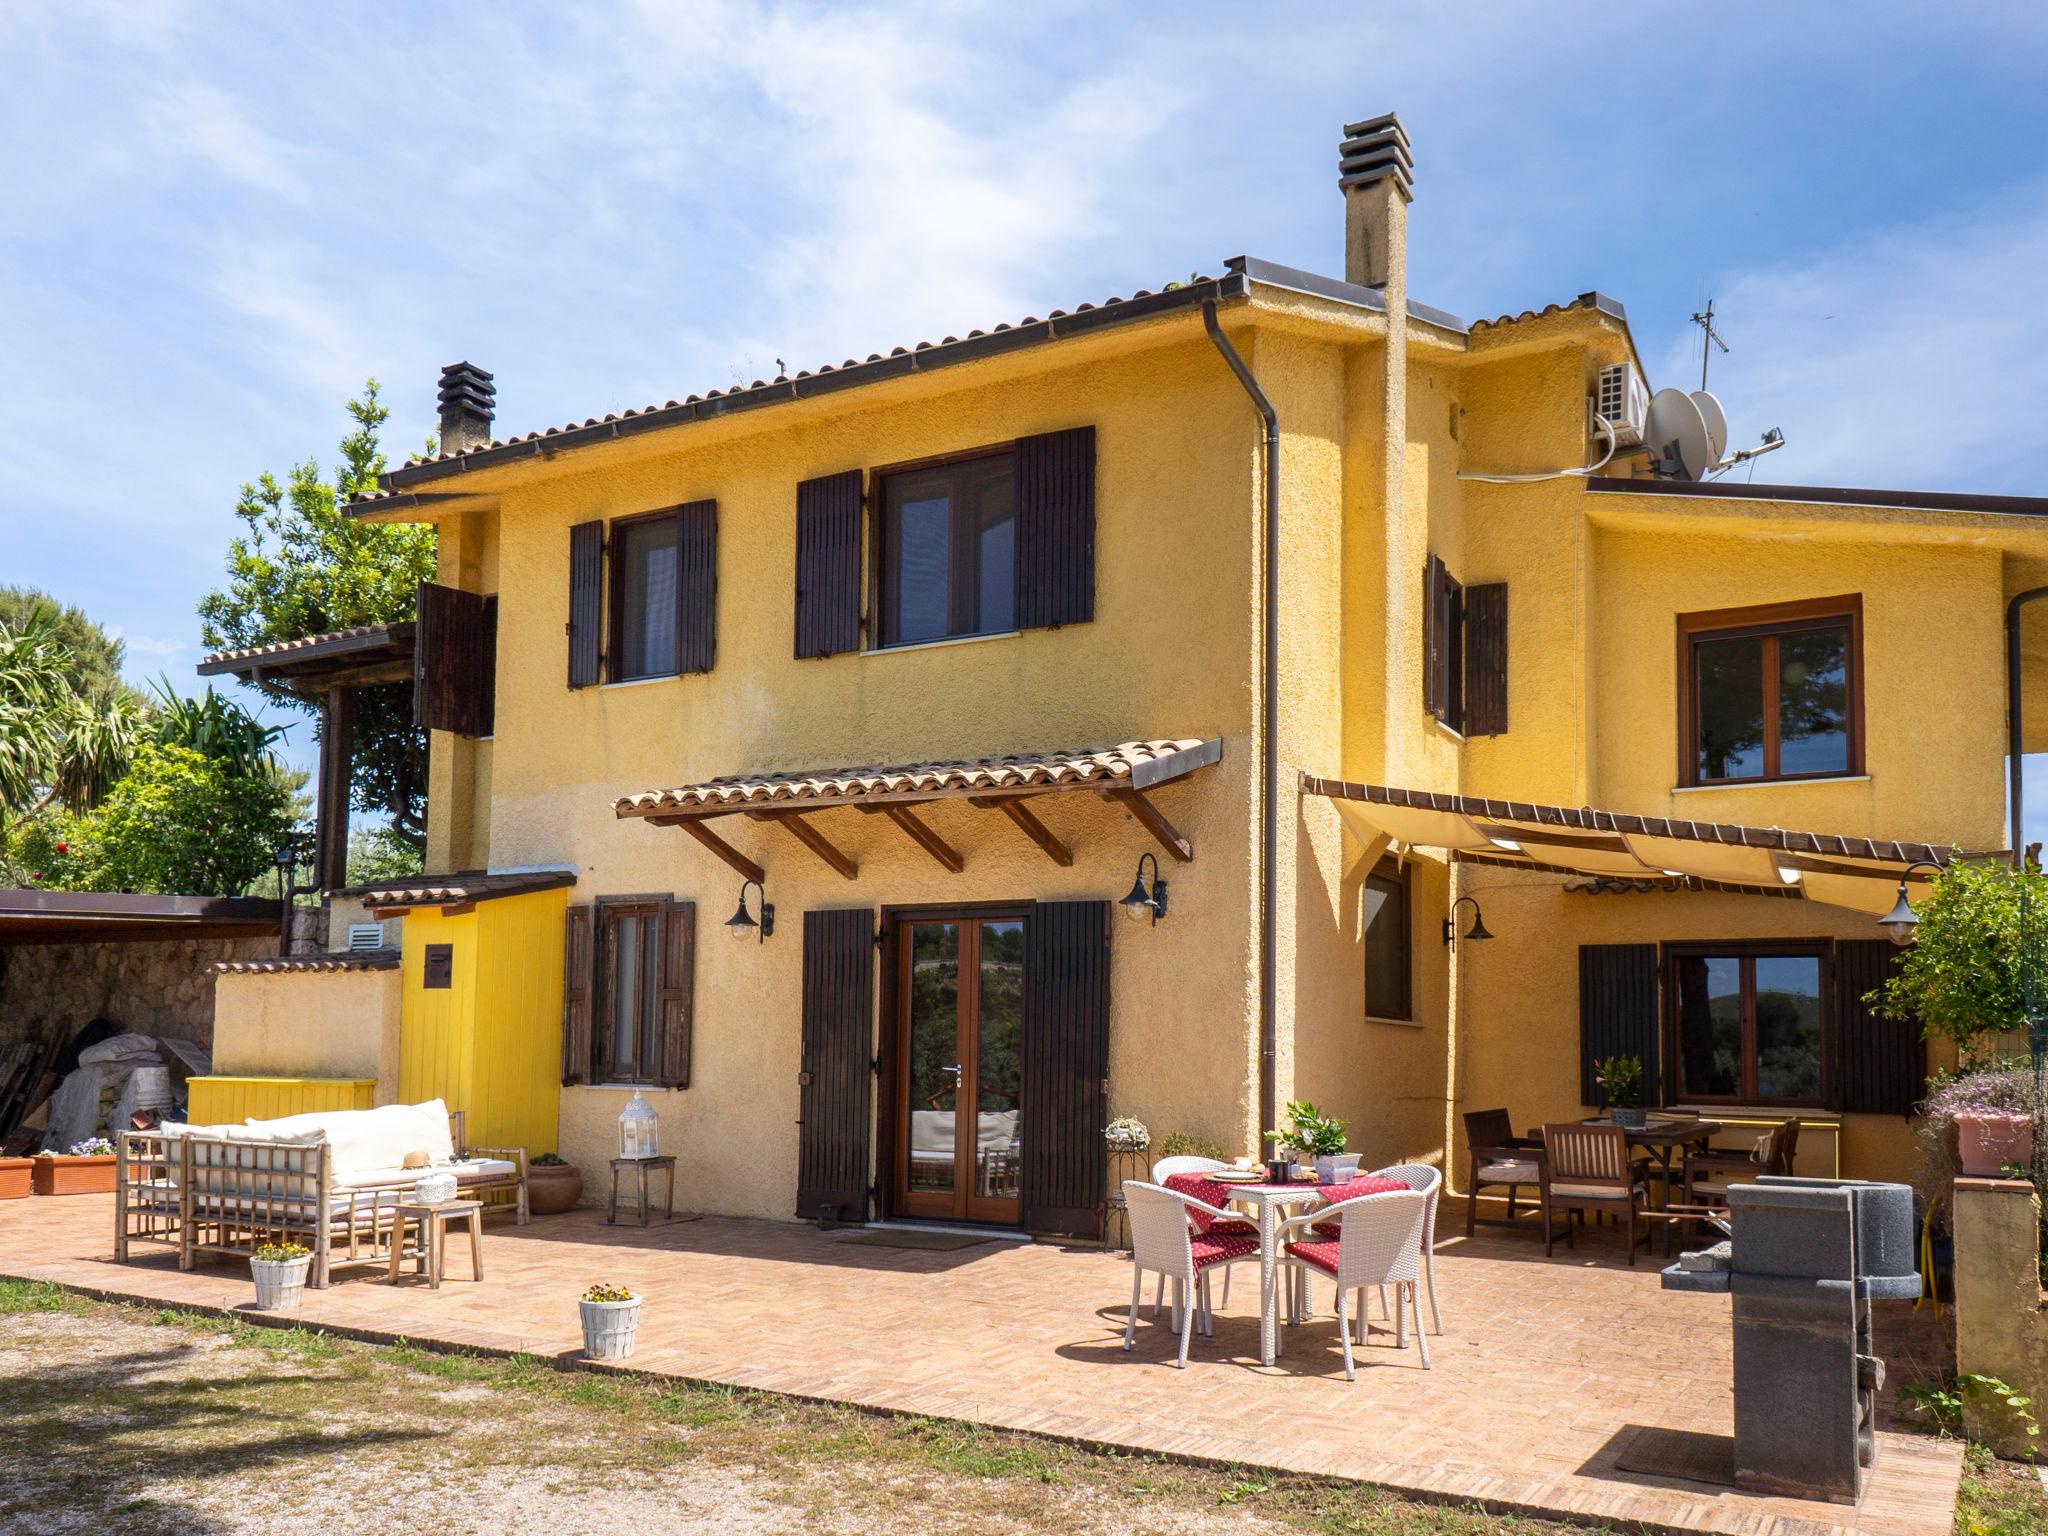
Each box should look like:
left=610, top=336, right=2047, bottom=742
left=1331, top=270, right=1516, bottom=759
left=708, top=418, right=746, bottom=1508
left=561, top=903, right=594, bottom=1086
left=413, top=580, right=497, bottom=737
left=797, top=907, right=875, bottom=1221
left=1463, top=581, right=1507, bottom=736
left=1578, top=943, right=1661, bottom=1108
left=1422, top=554, right=1447, bottom=720
left=1020, top=899, right=1110, bottom=1238
left=794, top=471, right=864, bottom=659
left=1015, top=425, right=1096, bottom=629
left=674, top=500, right=717, bottom=675
left=656, top=899, right=696, bottom=1088
left=1835, top=940, right=1923, bottom=1115
left=568, top=519, right=604, bottom=688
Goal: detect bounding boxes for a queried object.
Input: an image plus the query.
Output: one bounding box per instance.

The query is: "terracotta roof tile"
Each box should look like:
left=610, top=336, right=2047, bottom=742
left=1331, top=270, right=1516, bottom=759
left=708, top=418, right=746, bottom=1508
left=213, top=950, right=400, bottom=975
left=199, top=624, right=407, bottom=669
left=334, top=868, right=577, bottom=910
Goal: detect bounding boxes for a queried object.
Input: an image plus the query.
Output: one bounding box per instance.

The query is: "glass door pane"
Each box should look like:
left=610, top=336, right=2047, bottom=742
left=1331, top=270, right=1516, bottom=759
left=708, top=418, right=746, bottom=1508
left=902, top=922, right=963, bottom=1205
left=970, top=920, right=1024, bottom=1219
left=1675, top=955, right=1743, bottom=1098
left=1754, top=955, right=1823, bottom=1100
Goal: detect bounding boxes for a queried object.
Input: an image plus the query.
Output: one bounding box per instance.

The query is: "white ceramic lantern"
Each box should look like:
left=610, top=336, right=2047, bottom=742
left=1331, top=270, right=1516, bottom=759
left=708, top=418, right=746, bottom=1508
left=619, top=1090, right=660, bottom=1160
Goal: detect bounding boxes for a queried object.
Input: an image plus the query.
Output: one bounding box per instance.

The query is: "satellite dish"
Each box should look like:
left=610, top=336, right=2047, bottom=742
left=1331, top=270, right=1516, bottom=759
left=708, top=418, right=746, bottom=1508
left=1646, top=387, right=1713, bottom=479
left=1691, top=390, right=1729, bottom=462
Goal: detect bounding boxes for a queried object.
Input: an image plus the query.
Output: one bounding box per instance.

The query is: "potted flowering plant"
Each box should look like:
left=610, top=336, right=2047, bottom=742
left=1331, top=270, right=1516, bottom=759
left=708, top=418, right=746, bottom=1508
left=1594, top=1056, right=1647, bottom=1130
left=1102, top=1117, right=1150, bottom=1155
left=527, top=1152, right=584, bottom=1215
left=31, top=1137, right=118, bottom=1196
left=1921, top=1063, right=2038, bottom=1182
left=250, top=1241, right=313, bottom=1310
left=580, top=1282, right=641, bottom=1360
left=1266, top=1101, right=1354, bottom=1184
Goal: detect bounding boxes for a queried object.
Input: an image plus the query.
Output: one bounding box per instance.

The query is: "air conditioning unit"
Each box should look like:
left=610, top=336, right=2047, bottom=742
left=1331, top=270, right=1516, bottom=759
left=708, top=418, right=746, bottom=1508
left=1596, top=362, right=1649, bottom=448
left=347, top=922, right=387, bottom=952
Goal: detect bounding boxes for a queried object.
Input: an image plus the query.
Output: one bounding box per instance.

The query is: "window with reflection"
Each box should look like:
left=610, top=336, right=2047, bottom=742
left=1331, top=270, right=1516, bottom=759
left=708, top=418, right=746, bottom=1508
left=877, top=452, right=1017, bottom=647
left=610, top=512, right=680, bottom=681
left=1364, top=857, right=1411, bottom=1021
left=1670, top=944, right=1824, bottom=1105
left=1682, top=599, right=1859, bottom=786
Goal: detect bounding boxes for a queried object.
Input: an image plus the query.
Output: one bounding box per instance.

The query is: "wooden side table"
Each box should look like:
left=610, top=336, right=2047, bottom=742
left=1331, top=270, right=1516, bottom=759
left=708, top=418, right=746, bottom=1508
left=387, top=1199, right=483, bottom=1289
left=608, top=1156, right=677, bottom=1226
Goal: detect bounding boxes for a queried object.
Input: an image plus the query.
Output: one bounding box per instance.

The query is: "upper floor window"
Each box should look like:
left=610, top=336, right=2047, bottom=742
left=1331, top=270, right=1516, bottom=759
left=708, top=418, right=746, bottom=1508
left=1422, top=554, right=1507, bottom=736
left=611, top=511, right=680, bottom=681
left=877, top=451, right=1017, bottom=647
left=1667, top=942, right=1825, bottom=1105
left=1680, top=596, right=1861, bottom=786
left=1364, top=856, right=1412, bottom=1021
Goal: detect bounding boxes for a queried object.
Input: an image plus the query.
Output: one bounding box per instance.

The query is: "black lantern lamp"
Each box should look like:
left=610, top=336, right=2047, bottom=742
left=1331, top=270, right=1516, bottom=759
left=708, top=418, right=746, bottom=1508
left=1879, top=860, right=1944, bottom=947
left=1121, top=852, right=1168, bottom=925
left=1442, top=894, right=1493, bottom=950
left=725, top=879, right=774, bottom=943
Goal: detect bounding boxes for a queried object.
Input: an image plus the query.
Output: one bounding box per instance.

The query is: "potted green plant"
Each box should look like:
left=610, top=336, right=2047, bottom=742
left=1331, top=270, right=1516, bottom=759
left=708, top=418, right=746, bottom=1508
left=528, top=1152, right=584, bottom=1215
left=1266, top=1101, right=1354, bottom=1184
left=250, top=1240, right=313, bottom=1310
left=30, top=1137, right=118, bottom=1196
left=580, top=1281, right=641, bottom=1360
left=1593, top=1056, right=1646, bottom=1130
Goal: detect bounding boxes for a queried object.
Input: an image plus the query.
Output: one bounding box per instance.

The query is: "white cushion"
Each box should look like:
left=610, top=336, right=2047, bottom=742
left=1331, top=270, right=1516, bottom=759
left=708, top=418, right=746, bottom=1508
left=243, top=1100, right=455, bottom=1178
left=1478, top=1159, right=1541, bottom=1185
left=1548, top=1180, right=1646, bottom=1200
left=334, top=1157, right=517, bottom=1191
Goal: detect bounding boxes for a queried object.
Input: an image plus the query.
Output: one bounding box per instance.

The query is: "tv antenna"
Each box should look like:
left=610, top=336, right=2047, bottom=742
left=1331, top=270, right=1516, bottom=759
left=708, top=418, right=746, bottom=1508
left=1690, top=298, right=1729, bottom=390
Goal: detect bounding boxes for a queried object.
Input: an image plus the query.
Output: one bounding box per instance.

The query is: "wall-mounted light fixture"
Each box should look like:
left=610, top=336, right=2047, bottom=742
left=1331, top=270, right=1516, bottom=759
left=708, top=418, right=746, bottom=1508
left=1878, top=861, right=1943, bottom=947
left=1121, top=852, right=1168, bottom=925
left=724, top=878, right=774, bottom=943
left=1442, top=894, right=1493, bottom=950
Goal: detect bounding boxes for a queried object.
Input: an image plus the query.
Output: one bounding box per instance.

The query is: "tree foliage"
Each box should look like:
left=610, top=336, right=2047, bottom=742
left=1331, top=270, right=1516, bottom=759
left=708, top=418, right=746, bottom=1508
left=1874, top=855, right=2048, bottom=1057
left=0, top=585, right=128, bottom=702
left=78, top=742, right=293, bottom=896
left=0, top=608, right=148, bottom=821
left=197, top=383, right=437, bottom=845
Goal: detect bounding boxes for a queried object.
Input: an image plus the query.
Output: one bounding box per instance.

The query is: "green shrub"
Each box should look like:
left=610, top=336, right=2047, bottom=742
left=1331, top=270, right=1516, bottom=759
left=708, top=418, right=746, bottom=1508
left=1155, top=1131, right=1229, bottom=1162
left=84, top=742, right=292, bottom=895
left=0, top=808, right=94, bottom=888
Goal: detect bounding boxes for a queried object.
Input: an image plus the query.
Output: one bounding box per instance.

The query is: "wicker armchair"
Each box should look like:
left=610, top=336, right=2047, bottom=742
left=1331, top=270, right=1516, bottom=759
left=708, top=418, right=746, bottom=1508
left=1121, top=1181, right=1261, bottom=1369
left=1462, top=1108, right=1545, bottom=1237
left=1539, top=1122, right=1651, bottom=1265
left=1276, top=1189, right=1431, bottom=1378
left=1366, top=1162, right=1444, bottom=1336
left=1147, top=1155, right=1253, bottom=1314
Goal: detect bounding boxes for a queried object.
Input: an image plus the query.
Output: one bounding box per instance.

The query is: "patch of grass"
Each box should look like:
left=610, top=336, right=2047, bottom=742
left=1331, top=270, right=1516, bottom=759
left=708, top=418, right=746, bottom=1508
left=0, top=1278, right=83, bottom=1314
left=1958, top=1443, right=2048, bottom=1536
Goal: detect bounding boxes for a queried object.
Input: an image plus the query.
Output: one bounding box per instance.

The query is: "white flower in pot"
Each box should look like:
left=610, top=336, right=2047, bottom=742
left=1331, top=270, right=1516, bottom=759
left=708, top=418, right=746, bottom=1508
left=250, top=1241, right=313, bottom=1310
left=580, top=1282, right=641, bottom=1360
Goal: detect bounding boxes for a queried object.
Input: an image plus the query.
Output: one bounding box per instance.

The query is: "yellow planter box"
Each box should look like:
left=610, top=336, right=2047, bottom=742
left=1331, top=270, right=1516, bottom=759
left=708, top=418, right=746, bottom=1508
left=185, top=1076, right=376, bottom=1124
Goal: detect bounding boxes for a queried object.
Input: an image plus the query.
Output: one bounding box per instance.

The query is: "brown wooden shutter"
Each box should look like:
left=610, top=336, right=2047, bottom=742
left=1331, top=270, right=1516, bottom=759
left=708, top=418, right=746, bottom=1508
left=674, top=500, right=717, bottom=675
left=797, top=907, right=875, bottom=1221
left=1833, top=939, right=1924, bottom=1115
left=1020, top=899, right=1111, bottom=1239
left=413, top=581, right=497, bottom=737
left=1422, top=554, right=1448, bottom=720
left=794, top=471, right=863, bottom=659
left=1578, top=943, right=1662, bottom=1107
left=561, top=903, right=594, bottom=1086
left=1463, top=581, right=1508, bottom=737
left=567, top=519, right=604, bottom=688
left=1015, top=425, right=1096, bottom=629
left=655, top=898, right=696, bottom=1088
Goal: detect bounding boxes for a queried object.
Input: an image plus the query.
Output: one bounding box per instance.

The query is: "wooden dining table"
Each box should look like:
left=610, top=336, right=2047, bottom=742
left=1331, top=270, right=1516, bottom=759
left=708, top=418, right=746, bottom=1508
left=1551, top=1115, right=1723, bottom=1255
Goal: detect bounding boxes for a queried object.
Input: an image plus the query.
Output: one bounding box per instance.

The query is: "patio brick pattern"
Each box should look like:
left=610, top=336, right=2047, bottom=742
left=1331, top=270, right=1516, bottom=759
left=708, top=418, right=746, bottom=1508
left=0, top=1195, right=1960, bottom=1536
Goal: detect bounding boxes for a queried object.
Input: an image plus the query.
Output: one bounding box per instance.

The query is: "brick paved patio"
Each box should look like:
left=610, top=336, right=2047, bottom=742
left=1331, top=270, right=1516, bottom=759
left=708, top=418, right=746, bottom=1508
left=1, top=1194, right=1960, bottom=1535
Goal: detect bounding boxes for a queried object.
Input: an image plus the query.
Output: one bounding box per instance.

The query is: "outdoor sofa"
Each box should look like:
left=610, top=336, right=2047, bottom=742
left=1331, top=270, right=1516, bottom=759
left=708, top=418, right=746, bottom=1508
left=115, top=1098, right=527, bottom=1288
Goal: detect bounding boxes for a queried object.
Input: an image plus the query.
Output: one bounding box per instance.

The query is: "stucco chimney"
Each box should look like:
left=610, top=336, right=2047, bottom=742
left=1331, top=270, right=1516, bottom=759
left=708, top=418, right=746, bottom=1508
left=1339, top=112, right=1412, bottom=293
left=436, top=361, right=496, bottom=455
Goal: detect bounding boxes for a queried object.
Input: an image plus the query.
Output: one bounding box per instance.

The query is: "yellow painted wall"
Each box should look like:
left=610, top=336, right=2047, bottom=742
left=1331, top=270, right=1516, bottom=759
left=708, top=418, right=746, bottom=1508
left=209, top=968, right=402, bottom=1103
left=399, top=888, right=566, bottom=1155
left=187, top=1075, right=375, bottom=1123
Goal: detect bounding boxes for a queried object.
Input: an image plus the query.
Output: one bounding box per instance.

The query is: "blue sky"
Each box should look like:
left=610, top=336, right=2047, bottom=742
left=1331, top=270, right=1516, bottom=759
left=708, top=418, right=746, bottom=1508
left=4, top=2, right=2047, bottom=830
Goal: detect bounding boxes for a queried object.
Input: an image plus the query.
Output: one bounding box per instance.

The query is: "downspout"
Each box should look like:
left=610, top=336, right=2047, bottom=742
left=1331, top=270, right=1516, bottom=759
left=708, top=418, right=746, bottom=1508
left=1203, top=298, right=1280, bottom=1156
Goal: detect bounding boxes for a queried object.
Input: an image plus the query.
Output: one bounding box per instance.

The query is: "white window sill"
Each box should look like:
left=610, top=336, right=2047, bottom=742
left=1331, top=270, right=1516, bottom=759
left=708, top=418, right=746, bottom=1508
left=1366, top=1015, right=1423, bottom=1030
left=865, top=629, right=1021, bottom=657
left=583, top=1082, right=680, bottom=1093
left=1672, top=775, right=1869, bottom=794
left=600, top=674, right=678, bottom=691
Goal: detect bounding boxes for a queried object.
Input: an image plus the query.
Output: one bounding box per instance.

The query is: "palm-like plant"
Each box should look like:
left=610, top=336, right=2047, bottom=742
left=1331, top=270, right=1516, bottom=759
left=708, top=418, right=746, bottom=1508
left=148, top=680, right=286, bottom=777
left=52, top=688, right=150, bottom=809
left=0, top=612, right=71, bottom=816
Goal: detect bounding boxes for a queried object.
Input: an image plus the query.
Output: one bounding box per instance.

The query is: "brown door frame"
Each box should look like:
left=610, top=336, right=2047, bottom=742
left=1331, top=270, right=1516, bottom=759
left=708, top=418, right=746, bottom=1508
left=878, top=901, right=1028, bottom=1225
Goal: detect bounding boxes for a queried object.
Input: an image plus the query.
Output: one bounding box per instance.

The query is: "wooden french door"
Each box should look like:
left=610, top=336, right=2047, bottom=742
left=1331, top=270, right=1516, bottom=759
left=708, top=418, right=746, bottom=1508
left=892, top=914, right=1025, bottom=1224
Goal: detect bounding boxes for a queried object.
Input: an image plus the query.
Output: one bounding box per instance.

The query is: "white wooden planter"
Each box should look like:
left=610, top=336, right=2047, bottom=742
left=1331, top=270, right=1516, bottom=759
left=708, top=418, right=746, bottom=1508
left=580, top=1296, right=641, bottom=1360
left=250, top=1255, right=312, bottom=1311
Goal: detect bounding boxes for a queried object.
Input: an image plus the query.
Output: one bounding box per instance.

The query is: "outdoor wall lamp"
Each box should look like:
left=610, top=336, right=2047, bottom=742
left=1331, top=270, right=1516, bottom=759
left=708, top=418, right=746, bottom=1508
left=1121, top=852, right=1169, bottom=925
left=1879, top=860, right=1944, bottom=947
left=1442, top=894, right=1493, bottom=950
left=724, top=879, right=774, bottom=943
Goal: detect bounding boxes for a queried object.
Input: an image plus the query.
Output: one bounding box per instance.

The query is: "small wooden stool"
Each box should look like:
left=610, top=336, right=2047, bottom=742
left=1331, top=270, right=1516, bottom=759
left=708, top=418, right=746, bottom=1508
left=607, top=1156, right=677, bottom=1226
left=387, top=1199, right=483, bottom=1289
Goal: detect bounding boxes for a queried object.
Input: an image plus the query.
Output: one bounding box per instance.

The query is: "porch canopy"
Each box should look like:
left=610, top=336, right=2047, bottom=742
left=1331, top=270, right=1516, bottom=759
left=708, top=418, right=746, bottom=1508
left=614, top=738, right=1223, bottom=882
left=1300, top=775, right=1987, bottom=916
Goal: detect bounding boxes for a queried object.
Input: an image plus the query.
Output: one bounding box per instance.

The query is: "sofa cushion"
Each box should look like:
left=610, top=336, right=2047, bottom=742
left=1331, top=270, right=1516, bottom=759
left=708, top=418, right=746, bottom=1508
left=334, top=1157, right=518, bottom=1191
left=243, top=1100, right=455, bottom=1178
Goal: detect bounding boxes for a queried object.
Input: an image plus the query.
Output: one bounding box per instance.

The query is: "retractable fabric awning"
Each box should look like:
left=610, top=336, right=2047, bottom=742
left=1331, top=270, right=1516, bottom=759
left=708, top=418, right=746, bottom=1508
left=1300, top=775, right=1991, bottom=917
left=615, top=738, right=1223, bottom=883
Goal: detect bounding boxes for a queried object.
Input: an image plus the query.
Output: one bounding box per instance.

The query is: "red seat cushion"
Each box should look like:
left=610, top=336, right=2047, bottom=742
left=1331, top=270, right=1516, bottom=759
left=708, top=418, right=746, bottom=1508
left=1207, top=1217, right=1257, bottom=1237
left=1190, top=1231, right=1259, bottom=1268
left=1161, top=1172, right=1237, bottom=1233
left=1285, top=1238, right=1341, bottom=1275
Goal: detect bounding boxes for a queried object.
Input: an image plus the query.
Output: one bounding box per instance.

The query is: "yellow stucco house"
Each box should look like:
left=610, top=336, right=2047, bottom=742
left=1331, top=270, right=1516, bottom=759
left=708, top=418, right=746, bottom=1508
left=193, top=113, right=2048, bottom=1239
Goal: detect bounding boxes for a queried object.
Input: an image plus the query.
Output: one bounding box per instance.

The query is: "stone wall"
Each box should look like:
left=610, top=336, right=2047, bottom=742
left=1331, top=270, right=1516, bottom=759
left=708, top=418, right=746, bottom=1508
left=0, top=935, right=275, bottom=1055
left=1952, top=1177, right=2048, bottom=1458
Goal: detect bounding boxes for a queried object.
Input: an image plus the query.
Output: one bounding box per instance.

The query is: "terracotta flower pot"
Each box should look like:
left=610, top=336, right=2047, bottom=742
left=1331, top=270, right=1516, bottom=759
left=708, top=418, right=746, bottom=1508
left=527, top=1161, right=584, bottom=1215
left=1956, top=1111, right=2035, bottom=1179
left=0, top=1158, right=32, bottom=1199
left=31, top=1155, right=117, bottom=1196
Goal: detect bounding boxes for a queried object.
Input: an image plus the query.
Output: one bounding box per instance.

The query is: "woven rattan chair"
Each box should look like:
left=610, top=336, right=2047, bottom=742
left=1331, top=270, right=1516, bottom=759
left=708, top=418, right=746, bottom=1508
left=1146, top=1156, right=1254, bottom=1314
left=1121, top=1181, right=1261, bottom=1369
left=1539, top=1122, right=1651, bottom=1265
left=1462, top=1108, right=1545, bottom=1237
left=1276, top=1189, right=1431, bottom=1378
left=1367, top=1163, right=1444, bottom=1335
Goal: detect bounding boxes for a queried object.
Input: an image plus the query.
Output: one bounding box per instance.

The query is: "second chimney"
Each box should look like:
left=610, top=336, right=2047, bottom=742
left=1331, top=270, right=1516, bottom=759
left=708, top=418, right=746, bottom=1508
left=1338, top=112, right=1412, bottom=293
left=436, top=361, right=496, bottom=455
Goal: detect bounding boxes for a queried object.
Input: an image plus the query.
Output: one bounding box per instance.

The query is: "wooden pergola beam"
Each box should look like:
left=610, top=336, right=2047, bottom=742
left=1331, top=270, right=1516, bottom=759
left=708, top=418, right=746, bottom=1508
left=1108, top=787, right=1192, bottom=863
left=969, top=795, right=1072, bottom=867
left=654, top=816, right=766, bottom=884
left=860, top=804, right=964, bottom=873
left=748, top=810, right=858, bottom=881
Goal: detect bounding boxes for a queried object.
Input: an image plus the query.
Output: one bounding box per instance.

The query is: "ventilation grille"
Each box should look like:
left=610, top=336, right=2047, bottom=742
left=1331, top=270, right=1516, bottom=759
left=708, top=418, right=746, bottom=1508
left=347, top=922, right=387, bottom=952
